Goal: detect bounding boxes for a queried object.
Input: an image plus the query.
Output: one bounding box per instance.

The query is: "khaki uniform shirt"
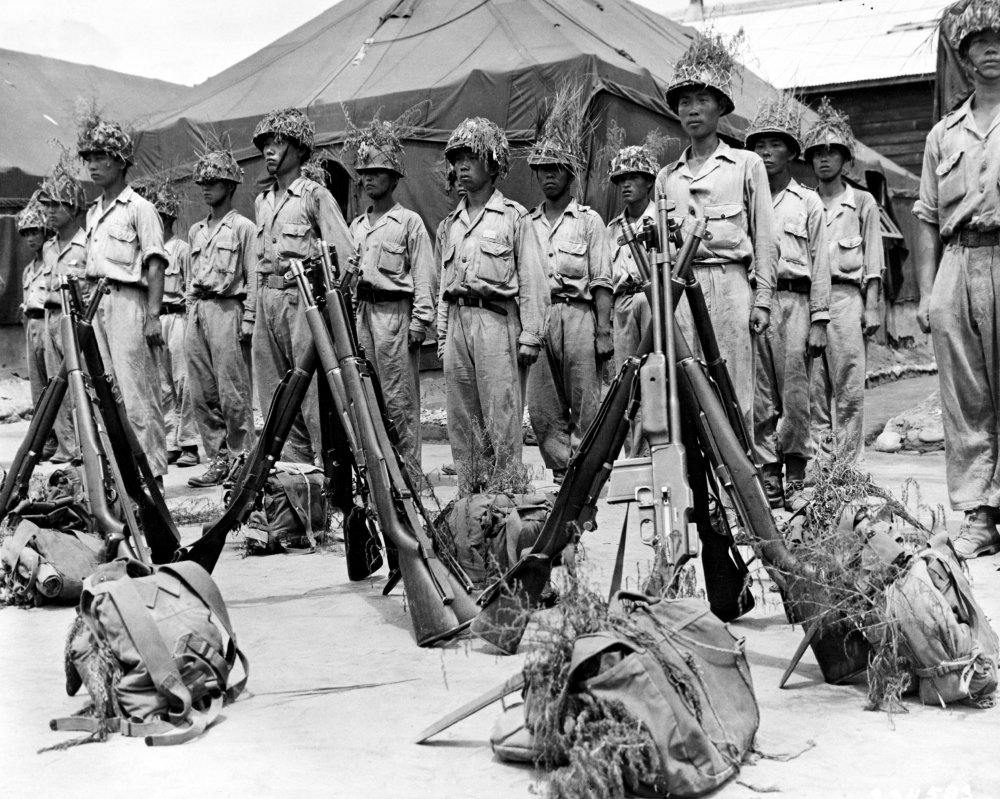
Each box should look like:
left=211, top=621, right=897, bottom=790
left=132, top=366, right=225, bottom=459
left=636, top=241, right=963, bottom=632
left=254, top=177, right=352, bottom=276
left=163, top=237, right=191, bottom=306
left=822, top=185, right=884, bottom=286
left=83, top=185, right=167, bottom=285
left=773, top=180, right=831, bottom=323
left=435, top=189, right=548, bottom=348
left=528, top=199, right=613, bottom=301
left=913, top=95, right=1000, bottom=238
left=607, top=201, right=655, bottom=293
left=188, top=210, right=258, bottom=323
left=43, top=229, right=88, bottom=306
left=22, top=256, right=48, bottom=313
left=656, top=140, right=777, bottom=310
left=349, top=203, right=437, bottom=334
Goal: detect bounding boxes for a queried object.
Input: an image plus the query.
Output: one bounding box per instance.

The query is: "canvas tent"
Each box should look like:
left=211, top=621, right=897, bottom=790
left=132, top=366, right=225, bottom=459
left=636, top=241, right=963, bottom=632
left=137, top=0, right=920, bottom=241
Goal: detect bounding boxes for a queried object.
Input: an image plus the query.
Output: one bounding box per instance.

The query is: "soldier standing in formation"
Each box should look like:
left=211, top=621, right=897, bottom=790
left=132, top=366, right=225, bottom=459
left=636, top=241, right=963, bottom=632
left=746, top=93, right=831, bottom=511
left=37, top=155, right=88, bottom=464
left=185, top=147, right=258, bottom=489
left=525, top=89, right=614, bottom=482
left=804, top=99, right=883, bottom=464
left=914, top=0, right=1000, bottom=558
left=436, top=117, right=548, bottom=491
left=346, top=116, right=436, bottom=481
left=251, top=108, right=353, bottom=465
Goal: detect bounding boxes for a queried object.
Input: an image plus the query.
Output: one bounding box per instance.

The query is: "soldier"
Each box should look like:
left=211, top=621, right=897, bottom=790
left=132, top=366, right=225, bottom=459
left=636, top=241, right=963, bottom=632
left=37, top=155, right=88, bottom=464
left=606, top=137, right=661, bottom=456
left=78, top=115, right=169, bottom=480
left=804, top=99, right=883, bottom=465
left=745, top=93, right=831, bottom=511
left=913, top=0, right=1000, bottom=558
left=252, top=108, right=353, bottom=464
left=345, top=116, right=436, bottom=480
left=436, top=117, right=548, bottom=491
left=525, top=89, right=614, bottom=481
left=16, top=196, right=57, bottom=461
left=656, top=32, right=777, bottom=430
left=185, top=148, right=258, bottom=488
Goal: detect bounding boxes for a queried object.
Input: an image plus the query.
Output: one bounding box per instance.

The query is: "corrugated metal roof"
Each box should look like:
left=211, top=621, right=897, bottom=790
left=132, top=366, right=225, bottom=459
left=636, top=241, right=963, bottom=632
left=638, top=0, right=943, bottom=88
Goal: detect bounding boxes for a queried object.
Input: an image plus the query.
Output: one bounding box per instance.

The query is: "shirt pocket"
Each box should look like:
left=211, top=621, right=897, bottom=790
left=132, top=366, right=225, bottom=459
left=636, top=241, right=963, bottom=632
left=779, top=220, right=809, bottom=267
left=105, top=224, right=138, bottom=267
left=703, top=203, right=744, bottom=251
left=556, top=240, right=588, bottom=279
left=377, top=240, right=407, bottom=275
left=835, top=235, right=864, bottom=274
left=934, top=149, right=965, bottom=214
left=475, top=239, right=515, bottom=286
left=279, top=223, right=312, bottom=259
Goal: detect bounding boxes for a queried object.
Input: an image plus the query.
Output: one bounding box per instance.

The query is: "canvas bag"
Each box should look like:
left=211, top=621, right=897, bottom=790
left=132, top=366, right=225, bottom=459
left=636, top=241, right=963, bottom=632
left=886, top=543, right=999, bottom=707
left=245, top=462, right=327, bottom=554
left=55, top=559, right=248, bottom=746
left=1, top=519, right=104, bottom=605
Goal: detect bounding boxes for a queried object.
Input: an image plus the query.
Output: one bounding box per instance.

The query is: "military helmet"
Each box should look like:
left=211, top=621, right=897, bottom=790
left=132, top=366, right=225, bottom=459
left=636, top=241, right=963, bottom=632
left=77, top=119, right=135, bottom=165
left=666, top=31, right=740, bottom=117
left=945, top=0, right=1000, bottom=54
left=192, top=149, right=244, bottom=185
left=803, top=97, right=855, bottom=162
left=744, top=92, right=804, bottom=157
left=355, top=140, right=405, bottom=177
left=608, top=145, right=660, bottom=183
left=252, top=108, right=316, bottom=156
left=132, top=177, right=181, bottom=219
left=445, top=117, right=510, bottom=180
left=38, top=161, right=88, bottom=211
left=16, top=195, right=50, bottom=233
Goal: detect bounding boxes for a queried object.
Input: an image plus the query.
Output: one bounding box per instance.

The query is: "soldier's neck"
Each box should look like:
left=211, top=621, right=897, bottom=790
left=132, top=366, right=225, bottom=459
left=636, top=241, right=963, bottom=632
left=816, top=175, right=846, bottom=201
left=768, top=169, right=791, bottom=196
left=625, top=197, right=649, bottom=219
left=57, top=220, right=81, bottom=248
left=275, top=167, right=300, bottom=195
left=972, top=79, right=1000, bottom=133
left=101, top=175, right=128, bottom=203
left=686, top=132, right=720, bottom=160
left=367, top=193, right=395, bottom=219
left=208, top=197, right=234, bottom=223
left=464, top=183, right=495, bottom=217
left=543, top=192, right=572, bottom=223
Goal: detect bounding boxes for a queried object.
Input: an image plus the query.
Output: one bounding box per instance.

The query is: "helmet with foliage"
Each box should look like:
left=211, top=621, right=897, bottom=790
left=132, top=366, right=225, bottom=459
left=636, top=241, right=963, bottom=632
left=445, top=117, right=510, bottom=180
left=252, top=108, right=316, bottom=156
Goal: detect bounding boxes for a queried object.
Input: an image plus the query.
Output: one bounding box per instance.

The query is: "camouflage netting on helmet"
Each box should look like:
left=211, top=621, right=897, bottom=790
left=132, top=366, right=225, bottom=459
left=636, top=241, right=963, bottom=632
left=666, top=29, right=744, bottom=116
left=341, top=106, right=420, bottom=178
left=39, top=147, right=88, bottom=211
left=132, top=174, right=182, bottom=218
left=300, top=150, right=331, bottom=185
left=600, top=120, right=674, bottom=184
left=252, top=108, right=316, bottom=154
left=445, top=117, right=511, bottom=180
left=803, top=97, right=856, bottom=160
left=192, top=149, right=244, bottom=185
left=76, top=106, right=135, bottom=165
left=527, top=83, right=590, bottom=177
left=945, top=0, right=1000, bottom=52
left=16, top=194, right=49, bottom=233
left=745, top=90, right=805, bottom=155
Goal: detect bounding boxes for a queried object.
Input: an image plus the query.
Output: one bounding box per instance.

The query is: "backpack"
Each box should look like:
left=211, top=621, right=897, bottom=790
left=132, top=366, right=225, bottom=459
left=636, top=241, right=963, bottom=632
left=438, top=493, right=551, bottom=588
left=495, top=594, right=759, bottom=797
left=55, top=559, right=248, bottom=746
left=1, top=519, right=105, bottom=606
left=245, top=462, right=328, bottom=554
left=886, top=540, right=999, bottom=708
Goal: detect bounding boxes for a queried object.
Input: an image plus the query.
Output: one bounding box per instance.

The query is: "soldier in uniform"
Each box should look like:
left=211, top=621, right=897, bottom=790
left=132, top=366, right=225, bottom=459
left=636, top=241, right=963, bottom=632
left=914, top=0, right=1000, bottom=558
left=346, top=116, right=436, bottom=480
left=606, top=139, right=661, bottom=456
left=525, top=90, right=614, bottom=481
left=746, top=93, right=831, bottom=511
left=252, top=108, right=353, bottom=464
left=78, top=116, right=169, bottom=480
left=16, top=196, right=57, bottom=461
left=436, top=117, right=548, bottom=491
left=656, top=32, right=777, bottom=430
left=37, top=156, right=88, bottom=464
left=804, top=99, right=883, bottom=465
left=185, top=149, right=257, bottom=488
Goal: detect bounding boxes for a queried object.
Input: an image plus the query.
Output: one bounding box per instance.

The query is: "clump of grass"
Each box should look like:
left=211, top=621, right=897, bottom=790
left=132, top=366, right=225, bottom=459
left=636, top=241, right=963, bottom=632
left=458, top=415, right=535, bottom=497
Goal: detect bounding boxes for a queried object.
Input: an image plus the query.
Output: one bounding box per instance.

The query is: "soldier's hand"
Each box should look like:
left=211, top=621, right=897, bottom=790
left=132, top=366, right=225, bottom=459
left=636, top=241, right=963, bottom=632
left=863, top=305, right=881, bottom=338
left=408, top=328, right=426, bottom=350
left=749, top=307, right=770, bottom=335
left=595, top=328, right=614, bottom=362
left=917, top=296, right=932, bottom=334
left=144, top=313, right=164, bottom=348
left=517, top=344, right=540, bottom=367
left=806, top=321, right=828, bottom=358
left=240, top=319, right=254, bottom=344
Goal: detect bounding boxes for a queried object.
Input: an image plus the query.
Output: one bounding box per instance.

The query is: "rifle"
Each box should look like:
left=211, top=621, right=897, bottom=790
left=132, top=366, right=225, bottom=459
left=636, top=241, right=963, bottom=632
left=0, top=278, right=107, bottom=520
left=292, top=256, right=478, bottom=646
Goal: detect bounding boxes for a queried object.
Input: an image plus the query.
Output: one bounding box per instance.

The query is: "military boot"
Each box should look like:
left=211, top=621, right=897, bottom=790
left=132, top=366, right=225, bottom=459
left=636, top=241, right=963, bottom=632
left=187, top=454, right=229, bottom=488
left=952, top=507, right=1000, bottom=559
left=761, top=466, right=784, bottom=510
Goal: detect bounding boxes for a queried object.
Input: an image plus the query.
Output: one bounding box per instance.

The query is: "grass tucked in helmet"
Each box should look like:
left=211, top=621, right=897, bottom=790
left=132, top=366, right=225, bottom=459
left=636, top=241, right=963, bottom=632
left=527, top=83, right=590, bottom=177
left=341, top=106, right=420, bottom=178
left=132, top=173, right=182, bottom=219
left=192, top=149, right=243, bottom=185
left=252, top=108, right=316, bottom=157
left=39, top=146, right=88, bottom=211
left=745, top=90, right=804, bottom=156
left=803, top=97, right=856, bottom=162
left=300, top=150, right=331, bottom=185
left=445, top=117, right=510, bottom=180
left=76, top=101, right=135, bottom=165
left=944, top=0, right=1000, bottom=54
left=16, top=195, right=50, bottom=234
left=599, top=120, right=674, bottom=185
left=666, top=28, right=744, bottom=116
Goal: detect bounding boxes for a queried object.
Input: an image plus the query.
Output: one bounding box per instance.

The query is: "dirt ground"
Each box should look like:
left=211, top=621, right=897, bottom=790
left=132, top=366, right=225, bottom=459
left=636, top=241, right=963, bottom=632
left=1, top=376, right=997, bottom=799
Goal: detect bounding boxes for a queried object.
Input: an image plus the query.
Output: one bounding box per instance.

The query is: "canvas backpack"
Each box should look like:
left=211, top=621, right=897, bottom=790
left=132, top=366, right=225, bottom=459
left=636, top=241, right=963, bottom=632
left=54, top=559, right=248, bottom=746
left=1, top=519, right=105, bottom=606
left=245, top=462, right=328, bottom=554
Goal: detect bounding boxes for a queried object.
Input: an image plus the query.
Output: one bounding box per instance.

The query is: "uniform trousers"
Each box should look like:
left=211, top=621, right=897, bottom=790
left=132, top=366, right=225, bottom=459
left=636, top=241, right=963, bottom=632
left=612, top=291, right=650, bottom=457
left=43, top=309, right=77, bottom=461
left=159, top=312, right=198, bottom=452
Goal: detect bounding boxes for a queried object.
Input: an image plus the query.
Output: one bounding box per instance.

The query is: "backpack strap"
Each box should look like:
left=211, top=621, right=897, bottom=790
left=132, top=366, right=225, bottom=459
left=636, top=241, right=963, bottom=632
left=121, top=694, right=224, bottom=747
left=274, top=470, right=318, bottom=549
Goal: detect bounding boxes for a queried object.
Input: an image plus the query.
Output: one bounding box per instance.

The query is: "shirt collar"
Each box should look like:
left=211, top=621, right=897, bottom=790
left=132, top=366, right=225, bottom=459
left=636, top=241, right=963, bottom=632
left=531, top=198, right=582, bottom=221
left=945, top=95, right=975, bottom=130
left=673, top=140, right=736, bottom=170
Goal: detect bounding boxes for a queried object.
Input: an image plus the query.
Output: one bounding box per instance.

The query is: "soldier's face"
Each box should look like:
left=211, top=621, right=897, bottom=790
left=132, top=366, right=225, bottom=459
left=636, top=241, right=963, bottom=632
left=83, top=152, right=125, bottom=187
left=261, top=135, right=300, bottom=175
left=754, top=136, right=794, bottom=176
left=200, top=180, right=231, bottom=207
left=966, top=31, right=1000, bottom=79
left=452, top=151, right=493, bottom=193
left=618, top=173, right=654, bottom=205
left=20, top=229, right=46, bottom=254
left=360, top=169, right=397, bottom=200
left=677, top=90, right=723, bottom=138
left=42, top=202, right=74, bottom=231
left=534, top=164, right=572, bottom=200
left=810, top=146, right=846, bottom=181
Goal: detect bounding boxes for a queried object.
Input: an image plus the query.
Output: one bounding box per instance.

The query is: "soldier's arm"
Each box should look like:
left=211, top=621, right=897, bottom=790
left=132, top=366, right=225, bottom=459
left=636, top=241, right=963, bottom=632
left=312, top=187, right=354, bottom=269
left=135, top=201, right=168, bottom=347
left=408, top=215, right=437, bottom=337
left=588, top=213, right=614, bottom=361
left=860, top=195, right=884, bottom=336
left=513, top=211, right=549, bottom=358
left=239, top=218, right=259, bottom=327
left=746, top=157, right=776, bottom=313
left=806, top=196, right=831, bottom=324
left=434, top=220, right=450, bottom=359
left=912, top=130, right=943, bottom=334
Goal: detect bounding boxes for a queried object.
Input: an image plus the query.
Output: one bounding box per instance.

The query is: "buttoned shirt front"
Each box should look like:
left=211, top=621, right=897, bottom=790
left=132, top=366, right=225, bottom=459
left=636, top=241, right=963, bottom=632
left=349, top=202, right=437, bottom=333
left=528, top=199, right=613, bottom=302
left=84, top=185, right=167, bottom=285
left=188, top=210, right=259, bottom=322
left=608, top=201, right=655, bottom=293
left=435, top=189, right=548, bottom=347
left=22, top=256, right=48, bottom=312
left=43, top=229, right=88, bottom=306
left=822, top=184, right=884, bottom=286
left=773, top=179, right=831, bottom=322
left=914, top=95, right=1000, bottom=239
left=254, top=176, right=353, bottom=276
left=656, top=140, right=776, bottom=310
left=163, top=237, right=191, bottom=305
